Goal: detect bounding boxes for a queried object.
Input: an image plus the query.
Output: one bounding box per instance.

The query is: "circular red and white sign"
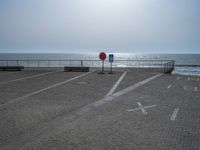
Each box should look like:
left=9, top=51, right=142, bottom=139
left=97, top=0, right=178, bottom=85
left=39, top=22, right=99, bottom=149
left=99, top=52, right=106, bottom=61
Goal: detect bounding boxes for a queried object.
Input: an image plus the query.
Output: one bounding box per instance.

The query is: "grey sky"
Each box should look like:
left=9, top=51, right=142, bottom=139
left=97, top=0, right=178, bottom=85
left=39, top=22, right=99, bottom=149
left=0, top=0, right=200, bottom=53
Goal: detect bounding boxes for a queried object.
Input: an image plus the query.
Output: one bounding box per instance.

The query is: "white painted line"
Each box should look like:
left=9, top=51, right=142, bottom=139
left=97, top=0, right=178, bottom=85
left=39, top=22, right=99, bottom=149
left=197, top=78, right=199, bottom=82
left=106, top=72, right=127, bottom=97
left=81, top=74, right=161, bottom=115
left=0, top=72, right=56, bottom=85
left=0, top=73, right=163, bottom=149
left=188, top=77, right=190, bottom=81
left=167, top=84, right=172, bottom=89
left=170, top=108, right=180, bottom=121
left=92, top=74, right=162, bottom=109
left=176, top=77, right=180, bottom=80
left=137, top=102, right=147, bottom=115
left=0, top=71, right=94, bottom=108
left=111, top=74, right=163, bottom=98
left=183, top=86, right=187, bottom=90
left=127, top=103, right=157, bottom=115
left=127, top=108, right=140, bottom=112
left=194, top=87, right=198, bottom=92
left=144, top=105, right=157, bottom=109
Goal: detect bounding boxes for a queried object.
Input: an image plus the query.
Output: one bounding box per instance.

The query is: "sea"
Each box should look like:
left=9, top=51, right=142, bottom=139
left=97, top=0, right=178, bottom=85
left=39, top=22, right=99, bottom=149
left=0, top=53, right=200, bottom=76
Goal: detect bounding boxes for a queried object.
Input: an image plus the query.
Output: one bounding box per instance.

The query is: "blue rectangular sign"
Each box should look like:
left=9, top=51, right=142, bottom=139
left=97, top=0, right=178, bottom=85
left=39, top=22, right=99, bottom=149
left=109, top=54, right=114, bottom=62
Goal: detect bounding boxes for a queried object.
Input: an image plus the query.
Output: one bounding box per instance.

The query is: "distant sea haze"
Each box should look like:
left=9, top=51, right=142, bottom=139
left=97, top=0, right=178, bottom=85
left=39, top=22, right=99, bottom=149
left=0, top=53, right=200, bottom=76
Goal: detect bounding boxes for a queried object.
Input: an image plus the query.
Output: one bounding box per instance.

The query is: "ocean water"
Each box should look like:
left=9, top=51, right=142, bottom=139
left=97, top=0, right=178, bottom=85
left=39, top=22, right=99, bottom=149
left=0, top=53, right=200, bottom=76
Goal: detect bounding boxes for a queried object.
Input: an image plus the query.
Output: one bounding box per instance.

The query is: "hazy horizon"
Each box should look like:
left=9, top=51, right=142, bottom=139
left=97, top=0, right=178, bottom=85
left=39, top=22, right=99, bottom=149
left=0, top=50, right=200, bottom=55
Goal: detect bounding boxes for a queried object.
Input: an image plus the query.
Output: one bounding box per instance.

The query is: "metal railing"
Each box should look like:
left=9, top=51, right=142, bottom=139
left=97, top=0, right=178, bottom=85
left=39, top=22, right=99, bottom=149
left=0, top=59, right=175, bottom=73
left=164, top=60, right=175, bottom=74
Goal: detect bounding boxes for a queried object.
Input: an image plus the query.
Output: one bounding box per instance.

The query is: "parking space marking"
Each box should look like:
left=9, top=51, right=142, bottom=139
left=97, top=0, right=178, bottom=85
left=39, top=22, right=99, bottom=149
left=188, top=77, right=190, bottom=81
left=170, top=108, right=179, bottom=121
left=106, top=72, right=127, bottom=97
left=79, top=74, right=162, bottom=117
left=0, top=72, right=56, bottom=85
left=194, top=87, right=198, bottom=92
left=0, top=71, right=94, bottom=108
left=87, top=74, right=162, bottom=113
left=0, top=73, right=162, bottom=149
left=197, top=78, right=199, bottom=82
left=176, top=77, right=180, bottom=80
left=111, top=74, right=163, bottom=98
left=127, top=102, right=157, bottom=115
left=167, top=84, right=172, bottom=89
left=137, top=102, right=147, bottom=115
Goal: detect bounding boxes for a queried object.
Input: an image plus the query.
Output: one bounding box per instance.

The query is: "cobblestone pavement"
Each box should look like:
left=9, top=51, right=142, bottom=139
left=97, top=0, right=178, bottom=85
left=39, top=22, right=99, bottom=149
left=0, top=69, right=199, bottom=150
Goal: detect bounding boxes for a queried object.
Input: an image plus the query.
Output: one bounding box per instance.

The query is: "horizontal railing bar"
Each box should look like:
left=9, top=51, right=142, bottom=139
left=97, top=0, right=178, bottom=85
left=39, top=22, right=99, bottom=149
left=0, top=59, right=174, bottom=62
left=175, top=64, right=200, bottom=67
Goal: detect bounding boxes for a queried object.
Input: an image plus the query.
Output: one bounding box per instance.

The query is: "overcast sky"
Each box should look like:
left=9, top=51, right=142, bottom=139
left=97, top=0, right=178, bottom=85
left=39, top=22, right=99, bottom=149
left=0, top=0, right=200, bottom=53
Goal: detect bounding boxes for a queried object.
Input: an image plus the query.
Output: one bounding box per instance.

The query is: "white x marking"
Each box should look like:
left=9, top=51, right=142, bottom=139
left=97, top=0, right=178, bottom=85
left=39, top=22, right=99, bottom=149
left=127, top=102, right=157, bottom=115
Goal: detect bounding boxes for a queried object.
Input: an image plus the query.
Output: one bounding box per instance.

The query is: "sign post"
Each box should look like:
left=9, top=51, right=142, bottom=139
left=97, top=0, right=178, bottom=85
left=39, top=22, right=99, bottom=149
left=109, top=54, right=114, bottom=74
left=99, top=52, right=106, bottom=74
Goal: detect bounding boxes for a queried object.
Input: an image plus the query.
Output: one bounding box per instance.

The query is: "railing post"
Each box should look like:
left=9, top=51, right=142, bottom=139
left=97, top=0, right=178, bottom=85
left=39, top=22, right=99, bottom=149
left=164, top=63, right=166, bottom=73
left=167, top=63, right=169, bottom=73
left=48, top=60, right=50, bottom=68
left=28, top=60, right=30, bottom=67
left=38, top=60, right=39, bottom=68
left=59, top=60, right=61, bottom=67
left=81, top=60, right=83, bottom=67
